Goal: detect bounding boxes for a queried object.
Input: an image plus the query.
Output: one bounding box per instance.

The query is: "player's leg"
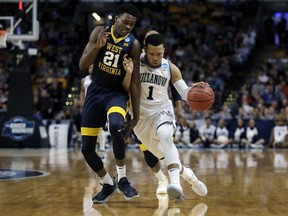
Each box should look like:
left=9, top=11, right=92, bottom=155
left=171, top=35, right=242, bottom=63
left=132, top=131, right=168, bottom=194
left=156, top=123, right=184, bottom=202
left=81, top=86, right=116, bottom=203
left=157, top=124, right=208, bottom=198
left=106, top=95, right=138, bottom=200
left=139, top=143, right=168, bottom=194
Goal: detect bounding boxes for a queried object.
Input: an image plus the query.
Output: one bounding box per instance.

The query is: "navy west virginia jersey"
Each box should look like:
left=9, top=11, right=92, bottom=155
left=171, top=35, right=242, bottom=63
left=81, top=25, right=135, bottom=133
left=92, top=25, right=136, bottom=89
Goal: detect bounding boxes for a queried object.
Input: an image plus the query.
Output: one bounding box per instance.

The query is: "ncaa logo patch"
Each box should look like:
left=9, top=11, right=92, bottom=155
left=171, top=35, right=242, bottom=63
left=162, top=63, right=168, bottom=70
left=124, top=37, right=131, bottom=43
left=2, top=116, right=35, bottom=141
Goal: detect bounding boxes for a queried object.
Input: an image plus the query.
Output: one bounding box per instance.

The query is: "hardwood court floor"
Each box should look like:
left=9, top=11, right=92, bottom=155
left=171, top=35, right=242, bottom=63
left=0, top=147, right=288, bottom=216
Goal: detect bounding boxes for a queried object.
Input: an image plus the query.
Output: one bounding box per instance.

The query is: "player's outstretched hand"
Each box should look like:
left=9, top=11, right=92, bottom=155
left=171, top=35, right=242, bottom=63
left=96, top=26, right=110, bottom=48
left=124, top=119, right=138, bottom=141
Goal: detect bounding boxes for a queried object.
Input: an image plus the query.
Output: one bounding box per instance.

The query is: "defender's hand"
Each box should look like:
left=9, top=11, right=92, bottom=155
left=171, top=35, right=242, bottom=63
left=123, top=54, right=134, bottom=74
left=124, top=119, right=138, bottom=141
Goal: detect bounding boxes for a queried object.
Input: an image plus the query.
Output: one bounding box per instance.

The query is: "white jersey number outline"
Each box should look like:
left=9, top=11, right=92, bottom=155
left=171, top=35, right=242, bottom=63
left=103, top=51, right=120, bottom=68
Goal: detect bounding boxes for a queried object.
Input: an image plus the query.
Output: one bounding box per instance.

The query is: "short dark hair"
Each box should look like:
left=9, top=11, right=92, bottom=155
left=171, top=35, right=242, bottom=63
left=115, top=3, right=139, bottom=17
left=145, top=33, right=164, bottom=47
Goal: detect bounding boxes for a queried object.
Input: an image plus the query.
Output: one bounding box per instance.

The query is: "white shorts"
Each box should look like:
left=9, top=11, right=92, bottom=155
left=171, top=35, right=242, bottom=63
left=134, top=102, right=176, bottom=159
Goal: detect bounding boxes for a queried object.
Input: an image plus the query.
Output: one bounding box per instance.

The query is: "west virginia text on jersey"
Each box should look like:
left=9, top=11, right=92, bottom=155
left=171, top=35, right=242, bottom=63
left=92, top=26, right=136, bottom=89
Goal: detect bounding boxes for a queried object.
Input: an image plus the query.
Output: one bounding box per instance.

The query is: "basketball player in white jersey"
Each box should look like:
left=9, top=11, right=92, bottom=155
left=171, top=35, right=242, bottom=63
left=124, top=30, right=185, bottom=195
left=80, top=65, right=106, bottom=159
left=123, top=33, right=207, bottom=202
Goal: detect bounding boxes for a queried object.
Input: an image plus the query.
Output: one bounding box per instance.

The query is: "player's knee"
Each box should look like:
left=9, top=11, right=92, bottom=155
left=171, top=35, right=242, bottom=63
left=157, top=124, right=173, bottom=142
left=81, top=136, right=96, bottom=155
left=144, top=150, right=159, bottom=168
left=109, top=121, right=122, bottom=136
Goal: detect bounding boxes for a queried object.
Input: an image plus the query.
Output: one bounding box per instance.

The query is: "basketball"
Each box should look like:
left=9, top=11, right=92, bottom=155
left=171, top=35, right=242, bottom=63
left=187, top=83, right=214, bottom=111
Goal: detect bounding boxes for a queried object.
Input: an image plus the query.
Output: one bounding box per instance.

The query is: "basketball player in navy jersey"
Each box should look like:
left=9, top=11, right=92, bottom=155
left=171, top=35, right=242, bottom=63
left=79, top=3, right=141, bottom=203
left=123, top=33, right=208, bottom=202
left=80, top=65, right=106, bottom=160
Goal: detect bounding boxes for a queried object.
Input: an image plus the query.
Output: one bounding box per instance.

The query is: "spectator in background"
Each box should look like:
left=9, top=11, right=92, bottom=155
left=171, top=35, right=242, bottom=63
left=174, top=117, right=192, bottom=148
left=261, top=83, right=280, bottom=107
left=269, top=114, right=288, bottom=148
left=36, top=89, right=54, bottom=119
left=212, top=118, right=232, bottom=148
left=188, top=121, right=202, bottom=148
left=242, top=118, right=265, bottom=148
left=235, top=107, right=253, bottom=120
left=233, top=118, right=246, bottom=148
left=199, top=116, right=216, bottom=148
left=213, top=104, right=233, bottom=120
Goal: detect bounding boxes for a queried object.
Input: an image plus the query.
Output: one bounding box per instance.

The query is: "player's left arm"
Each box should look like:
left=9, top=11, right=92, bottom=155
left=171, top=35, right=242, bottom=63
left=171, top=61, right=210, bottom=101
left=170, top=62, right=190, bottom=101
left=124, top=39, right=141, bottom=138
left=169, top=83, right=185, bottom=119
left=122, top=54, right=133, bottom=93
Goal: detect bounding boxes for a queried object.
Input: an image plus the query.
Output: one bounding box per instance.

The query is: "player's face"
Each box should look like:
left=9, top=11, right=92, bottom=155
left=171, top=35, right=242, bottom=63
left=145, top=44, right=164, bottom=68
left=114, top=13, right=136, bottom=37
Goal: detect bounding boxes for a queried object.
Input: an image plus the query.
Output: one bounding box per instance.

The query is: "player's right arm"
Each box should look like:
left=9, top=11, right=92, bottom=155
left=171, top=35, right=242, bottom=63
left=79, top=26, right=110, bottom=70
left=123, top=40, right=141, bottom=139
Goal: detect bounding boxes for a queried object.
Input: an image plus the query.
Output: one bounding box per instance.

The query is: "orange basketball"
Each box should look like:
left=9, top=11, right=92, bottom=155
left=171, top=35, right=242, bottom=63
left=187, top=84, right=214, bottom=111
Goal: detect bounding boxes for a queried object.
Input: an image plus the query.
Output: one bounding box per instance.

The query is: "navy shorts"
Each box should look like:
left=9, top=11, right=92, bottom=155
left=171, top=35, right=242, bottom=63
left=81, top=82, right=128, bottom=136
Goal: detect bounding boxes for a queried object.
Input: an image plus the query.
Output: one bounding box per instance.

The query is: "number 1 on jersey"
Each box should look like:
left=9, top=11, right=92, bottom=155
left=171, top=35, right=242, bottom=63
left=147, top=86, right=154, bottom=100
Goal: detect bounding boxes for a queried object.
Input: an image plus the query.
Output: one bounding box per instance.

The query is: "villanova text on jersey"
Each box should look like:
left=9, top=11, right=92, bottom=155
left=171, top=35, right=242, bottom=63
left=139, top=73, right=168, bottom=86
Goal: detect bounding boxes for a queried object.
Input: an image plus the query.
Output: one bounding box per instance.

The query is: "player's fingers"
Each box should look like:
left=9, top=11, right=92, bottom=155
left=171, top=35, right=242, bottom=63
left=102, top=32, right=111, bottom=37
left=102, top=26, right=109, bottom=32
left=124, top=128, right=132, bottom=141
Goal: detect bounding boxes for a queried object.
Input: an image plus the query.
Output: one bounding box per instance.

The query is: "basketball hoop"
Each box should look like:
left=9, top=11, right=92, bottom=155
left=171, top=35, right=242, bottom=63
left=0, top=29, right=7, bottom=49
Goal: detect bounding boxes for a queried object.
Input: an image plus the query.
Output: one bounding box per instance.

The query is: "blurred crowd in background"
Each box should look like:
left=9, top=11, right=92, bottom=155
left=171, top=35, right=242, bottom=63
left=0, top=0, right=287, bottom=148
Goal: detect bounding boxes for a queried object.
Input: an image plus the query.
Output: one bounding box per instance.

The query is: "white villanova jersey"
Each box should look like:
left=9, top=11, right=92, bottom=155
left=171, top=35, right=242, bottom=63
left=139, top=54, right=171, bottom=117
left=83, top=75, right=92, bottom=97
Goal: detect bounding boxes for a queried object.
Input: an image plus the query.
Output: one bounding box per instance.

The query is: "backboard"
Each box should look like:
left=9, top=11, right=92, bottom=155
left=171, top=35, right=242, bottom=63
left=0, top=0, right=39, bottom=41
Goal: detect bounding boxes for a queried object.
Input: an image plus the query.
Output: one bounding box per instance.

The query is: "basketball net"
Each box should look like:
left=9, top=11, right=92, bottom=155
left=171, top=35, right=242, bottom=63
left=0, top=30, right=7, bottom=49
